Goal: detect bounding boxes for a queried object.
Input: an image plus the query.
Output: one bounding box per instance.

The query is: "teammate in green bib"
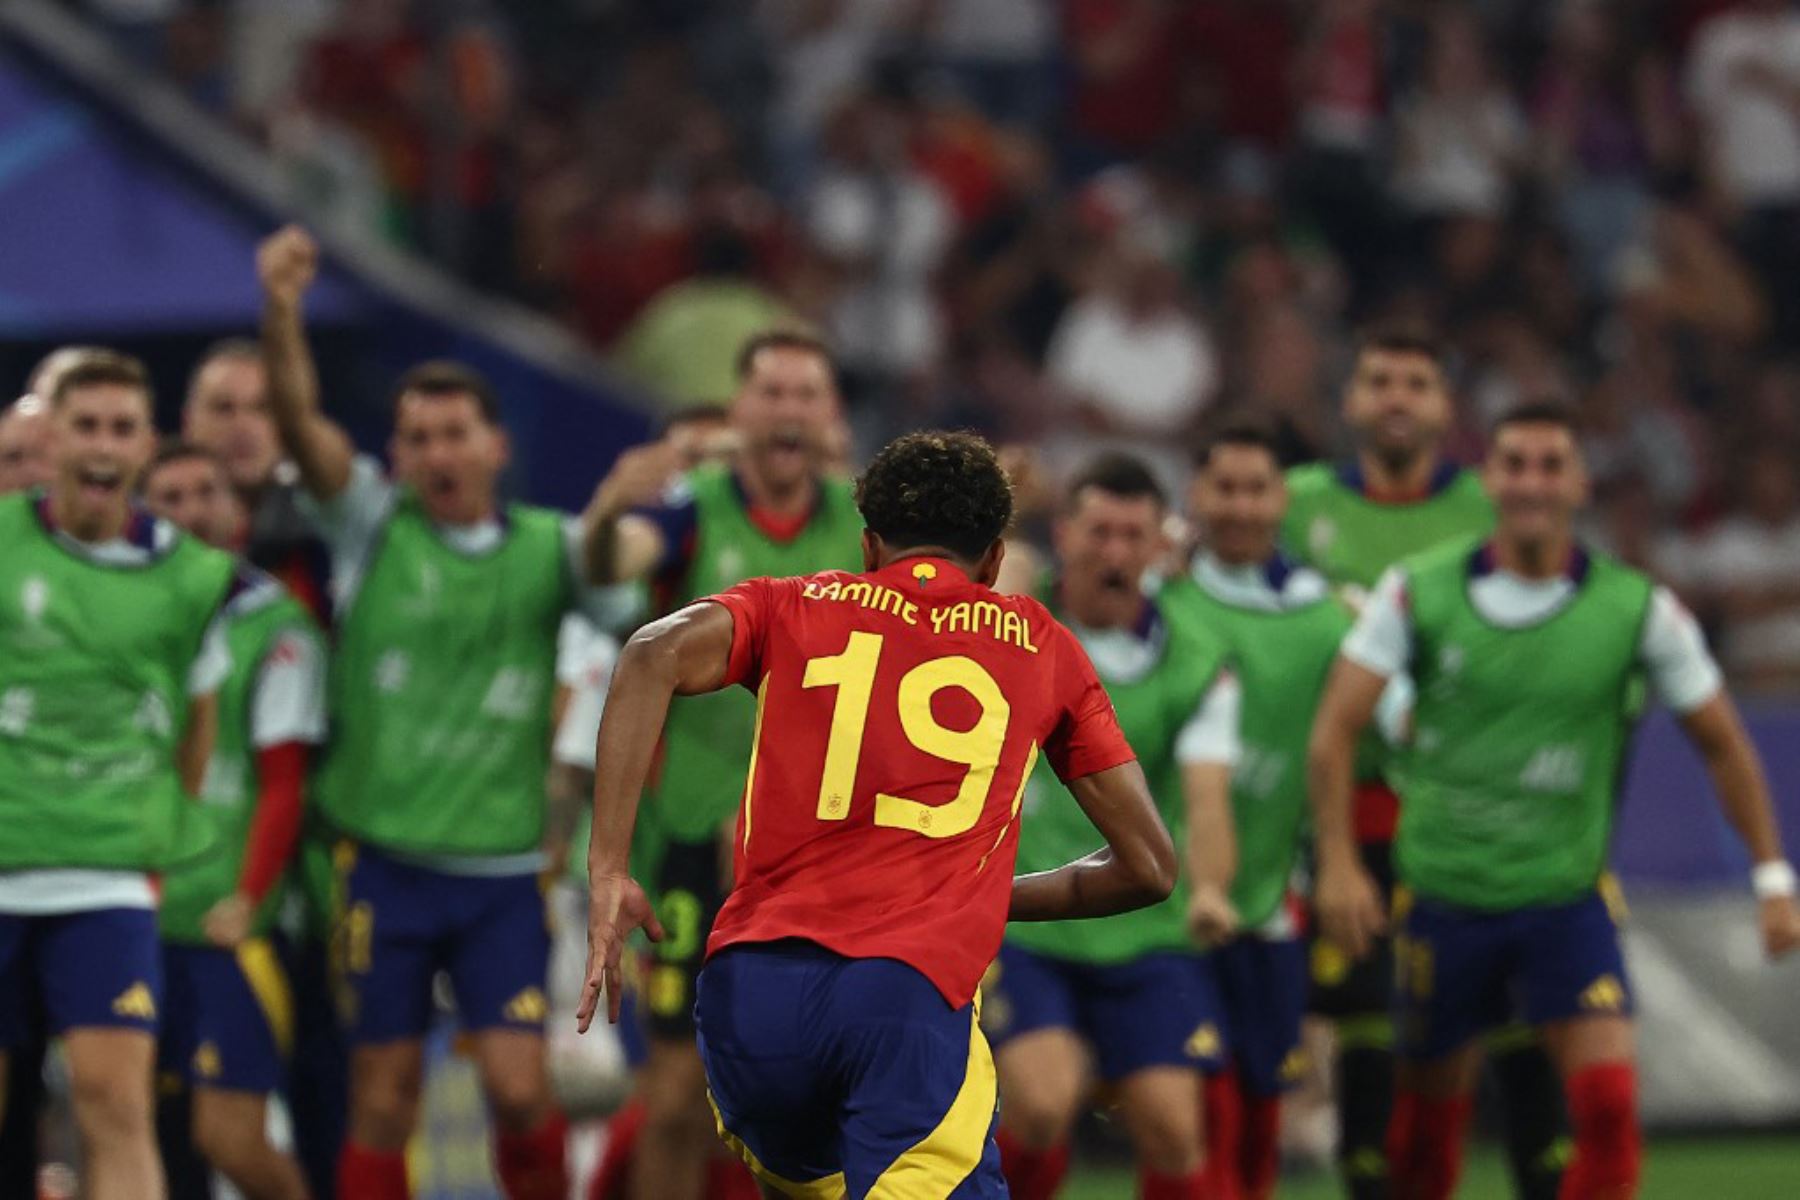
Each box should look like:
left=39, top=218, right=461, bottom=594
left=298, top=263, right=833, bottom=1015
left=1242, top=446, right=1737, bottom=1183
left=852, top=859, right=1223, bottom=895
left=1310, top=402, right=1800, bottom=1200
left=0, top=352, right=236, bottom=1200
left=1278, top=324, right=1535, bottom=1200
left=584, top=331, right=863, bottom=1200
left=142, top=442, right=324, bottom=1200
left=1155, top=423, right=1356, bottom=1199
left=984, top=456, right=1239, bottom=1197
left=258, top=226, right=637, bottom=1195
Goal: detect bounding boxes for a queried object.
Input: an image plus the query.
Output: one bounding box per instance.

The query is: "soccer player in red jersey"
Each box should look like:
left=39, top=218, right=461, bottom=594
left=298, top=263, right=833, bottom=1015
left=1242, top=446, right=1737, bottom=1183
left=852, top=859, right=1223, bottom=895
left=577, top=431, right=1178, bottom=1197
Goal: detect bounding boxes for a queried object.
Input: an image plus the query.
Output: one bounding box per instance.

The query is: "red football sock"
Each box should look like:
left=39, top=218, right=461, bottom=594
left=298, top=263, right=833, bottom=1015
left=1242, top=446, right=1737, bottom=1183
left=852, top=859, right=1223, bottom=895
left=588, top=1100, right=647, bottom=1200
left=1386, top=1091, right=1472, bottom=1200
left=1202, top=1072, right=1244, bottom=1200
left=1238, top=1092, right=1282, bottom=1200
left=1560, top=1063, right=1641, bottom=1200
left=706, top=1153, right=762, bottom=1200
left=1138, top=1166, right=1213, bottom=1199
left=494, top=1112, right=569, bottom=1200
left=338, top=1141, right=409, bottom=1200
left=996, top=1127, right=1071, bottom=1199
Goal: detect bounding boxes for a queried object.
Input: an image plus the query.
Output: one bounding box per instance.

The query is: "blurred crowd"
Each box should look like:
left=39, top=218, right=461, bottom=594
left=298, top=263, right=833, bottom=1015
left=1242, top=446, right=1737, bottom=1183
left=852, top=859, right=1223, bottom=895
left=56, top=0, right=1800, bottom=693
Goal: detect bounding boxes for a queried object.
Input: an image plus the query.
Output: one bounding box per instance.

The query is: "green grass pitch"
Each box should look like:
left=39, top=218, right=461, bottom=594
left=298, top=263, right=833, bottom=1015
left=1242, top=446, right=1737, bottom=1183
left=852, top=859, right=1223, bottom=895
left=1059, top=1138, right=1800, bottom=1198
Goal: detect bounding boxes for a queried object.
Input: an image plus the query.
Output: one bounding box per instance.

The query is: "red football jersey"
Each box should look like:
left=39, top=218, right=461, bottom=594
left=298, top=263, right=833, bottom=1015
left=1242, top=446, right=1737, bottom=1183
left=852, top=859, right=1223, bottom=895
left=703, top=556, right=1136, bottom=1007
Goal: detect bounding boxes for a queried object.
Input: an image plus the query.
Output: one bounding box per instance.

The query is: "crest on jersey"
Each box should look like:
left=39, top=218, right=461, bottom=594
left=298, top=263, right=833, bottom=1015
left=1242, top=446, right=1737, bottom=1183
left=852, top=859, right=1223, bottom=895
left=912, top=562, right=938, bottom=587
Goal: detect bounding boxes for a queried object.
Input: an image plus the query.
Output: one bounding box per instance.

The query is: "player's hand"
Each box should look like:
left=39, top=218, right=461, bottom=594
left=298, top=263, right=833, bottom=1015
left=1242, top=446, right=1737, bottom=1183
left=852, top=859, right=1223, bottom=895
left=201, top=893, right=254, bottom=949
left=1187, top=886, right=1239, bottom=946
left=577, top=872, right=665, bottom=1033
left=1759, top=894, right=1800, bottom=960
left=1315, top=856, right=1386, bottom=961
left=590, top=440, right=684, bottom=520
left=257, top=225, right=318, bottom=307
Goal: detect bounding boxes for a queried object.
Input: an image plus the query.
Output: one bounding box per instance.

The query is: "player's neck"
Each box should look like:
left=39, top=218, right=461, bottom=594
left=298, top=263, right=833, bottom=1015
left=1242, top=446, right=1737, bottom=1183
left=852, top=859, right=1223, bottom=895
left=1357, top=448, right=1438, bottom=501
left=1491, top=531, right=1575, bottom=581
left=47, top=488, right=130, bottom=544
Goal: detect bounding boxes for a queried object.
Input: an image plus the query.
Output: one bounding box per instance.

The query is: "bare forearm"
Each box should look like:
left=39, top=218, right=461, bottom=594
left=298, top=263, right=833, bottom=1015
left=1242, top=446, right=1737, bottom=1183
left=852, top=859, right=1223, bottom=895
left=1707, top=734, right=1787, bottom=865
left=1307, top=729, right=1359, bottom=870
left=1010, top=848, right=1170, bottom=922
left=586, top=644, right=680, bottom=877
left=261, top=296, right=349, bottom=498
left=1185, top=765, right=1235, bottom=892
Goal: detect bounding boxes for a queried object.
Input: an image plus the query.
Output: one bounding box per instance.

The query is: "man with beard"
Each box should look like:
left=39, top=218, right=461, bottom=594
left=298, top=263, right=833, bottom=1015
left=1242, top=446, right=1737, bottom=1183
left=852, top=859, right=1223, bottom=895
left=0, top=352, right=237, bottom=1199
left=583, top=331, right=865, bottom=1200
left=1280, top=325, right=1571, bottom=1200
left=141, top=442, right=323, bottom=1200
left=258, top=225, right=635, bottom=1200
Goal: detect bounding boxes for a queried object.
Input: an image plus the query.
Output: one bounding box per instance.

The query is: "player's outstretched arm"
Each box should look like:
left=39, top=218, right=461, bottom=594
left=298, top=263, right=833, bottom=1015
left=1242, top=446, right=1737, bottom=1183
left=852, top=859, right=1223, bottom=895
left=257, top=225, right=355, bottom=500
left=577, top=601, right=736, bottom=1031
left=1307, top=657, right=1389, bottom=960
left=1678, top=692, right=1800, bottom=959
left=1009, top=760, right=1177, bottom=923
left=580, top=440, right=682, bottom=584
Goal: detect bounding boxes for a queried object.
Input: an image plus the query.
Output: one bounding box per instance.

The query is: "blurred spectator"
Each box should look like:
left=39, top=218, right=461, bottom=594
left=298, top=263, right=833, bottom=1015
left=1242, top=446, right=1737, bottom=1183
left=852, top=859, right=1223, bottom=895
left=1045, top=232, right=1219, bottom=486
left=1687, top=445, right=1800, bottom=692
left=923, top=0, right=1057, bottom=130
left=1391, top=10, right=1528, bottom=222
left=1062, top=0, right=1187, bottom=171
left=761, top=0, right=906, bottom=192
left=1185, top=0, right=1298, bottom=151
left=1533, top=1, right=1686, bottom=288
left=1687, top=0, right=1800, bottom=334
left=805, top=89, right=955, bottom=387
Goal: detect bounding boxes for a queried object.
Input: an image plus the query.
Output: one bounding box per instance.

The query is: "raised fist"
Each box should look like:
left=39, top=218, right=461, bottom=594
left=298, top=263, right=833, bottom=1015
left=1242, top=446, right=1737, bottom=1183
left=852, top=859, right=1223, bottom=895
left=257, top=225, right=319, bottom=307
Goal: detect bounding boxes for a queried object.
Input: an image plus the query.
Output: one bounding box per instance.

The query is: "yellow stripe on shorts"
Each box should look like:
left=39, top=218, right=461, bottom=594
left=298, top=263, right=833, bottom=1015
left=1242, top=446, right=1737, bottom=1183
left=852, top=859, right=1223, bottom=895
left=236, top=936, right=295, bottom=1057
left=706, top=1091, right=846, bottom=1199
left=866, top=1007, right=998, bottom=1199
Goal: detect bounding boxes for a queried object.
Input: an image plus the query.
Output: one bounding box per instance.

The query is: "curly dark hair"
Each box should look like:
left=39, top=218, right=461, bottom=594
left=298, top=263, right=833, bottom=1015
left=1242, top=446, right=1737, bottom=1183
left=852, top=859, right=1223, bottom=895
left=855, top=431, right=1014, bottom=562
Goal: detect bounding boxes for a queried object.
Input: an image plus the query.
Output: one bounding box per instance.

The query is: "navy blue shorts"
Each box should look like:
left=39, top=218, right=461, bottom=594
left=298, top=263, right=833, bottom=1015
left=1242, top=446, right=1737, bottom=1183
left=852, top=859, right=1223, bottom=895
left=1212, top=937, right=1310, bottom=1096
left=335, top=844, right=550, bottom=1044
left=159, top=939, right=291, bottom=1094
left=0, top=908, right=161, bottom=1044
left=980, top=943, right=1225, bottom=1082
left=697, top=942, right=1005, bottom=1199
left=1394, top=887, right=1632, bottom=1061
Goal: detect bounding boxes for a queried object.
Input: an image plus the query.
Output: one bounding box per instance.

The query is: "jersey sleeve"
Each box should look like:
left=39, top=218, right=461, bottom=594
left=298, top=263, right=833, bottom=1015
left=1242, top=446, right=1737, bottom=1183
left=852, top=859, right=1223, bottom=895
left=552, top=634, right=618, bottom=770
left=707, top=576, right=783, bottom=690
left=1175, top=669, right=1241, bottom=767
left=250, top=625, right=328, bottom=747
left=1340, top=567, right=1411, bottom=678
left=1041, top=622, right=1137, bottom=783
left=559, top=517, right=648, bottom=631
left=188, top=615, right=232, bottom=697
left=1638, top=585, right=1723, bottom=714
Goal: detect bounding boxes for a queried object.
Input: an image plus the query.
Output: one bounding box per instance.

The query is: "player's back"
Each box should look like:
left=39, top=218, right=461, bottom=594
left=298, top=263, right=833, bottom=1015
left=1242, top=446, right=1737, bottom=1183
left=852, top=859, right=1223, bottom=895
left=706, top=555, right=1131, bottom=1009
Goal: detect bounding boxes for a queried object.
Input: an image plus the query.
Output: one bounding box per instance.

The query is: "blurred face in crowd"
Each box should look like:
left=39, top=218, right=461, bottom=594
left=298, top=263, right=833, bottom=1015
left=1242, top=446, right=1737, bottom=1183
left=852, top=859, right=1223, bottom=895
left=732, top=345, right=838, bottom=495
left=0, top=400, right=54, bottom=494
left=50, top=383, right=157, bottom=537
left=143, top=452, right=246, bottom=550
left=1192, top=442, right=1286, bottom=566
left=1054, top=486, right=1164, bottom=630
left=1484, top=421, right=1588, bottom=552
left=391, top=390, right=508, bottom=525
left=184, top=353, right=280, bottom=492
left=1344, top=347, right=1452, bottom=472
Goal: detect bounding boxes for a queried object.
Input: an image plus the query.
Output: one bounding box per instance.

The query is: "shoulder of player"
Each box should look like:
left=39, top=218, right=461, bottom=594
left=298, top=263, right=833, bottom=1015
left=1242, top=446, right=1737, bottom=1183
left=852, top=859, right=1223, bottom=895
left=1283, top=461, right=1337, bottom=501
left=1396, top=532, right=1484, bottom=580
left=222, top=564, right=318, bottom=628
